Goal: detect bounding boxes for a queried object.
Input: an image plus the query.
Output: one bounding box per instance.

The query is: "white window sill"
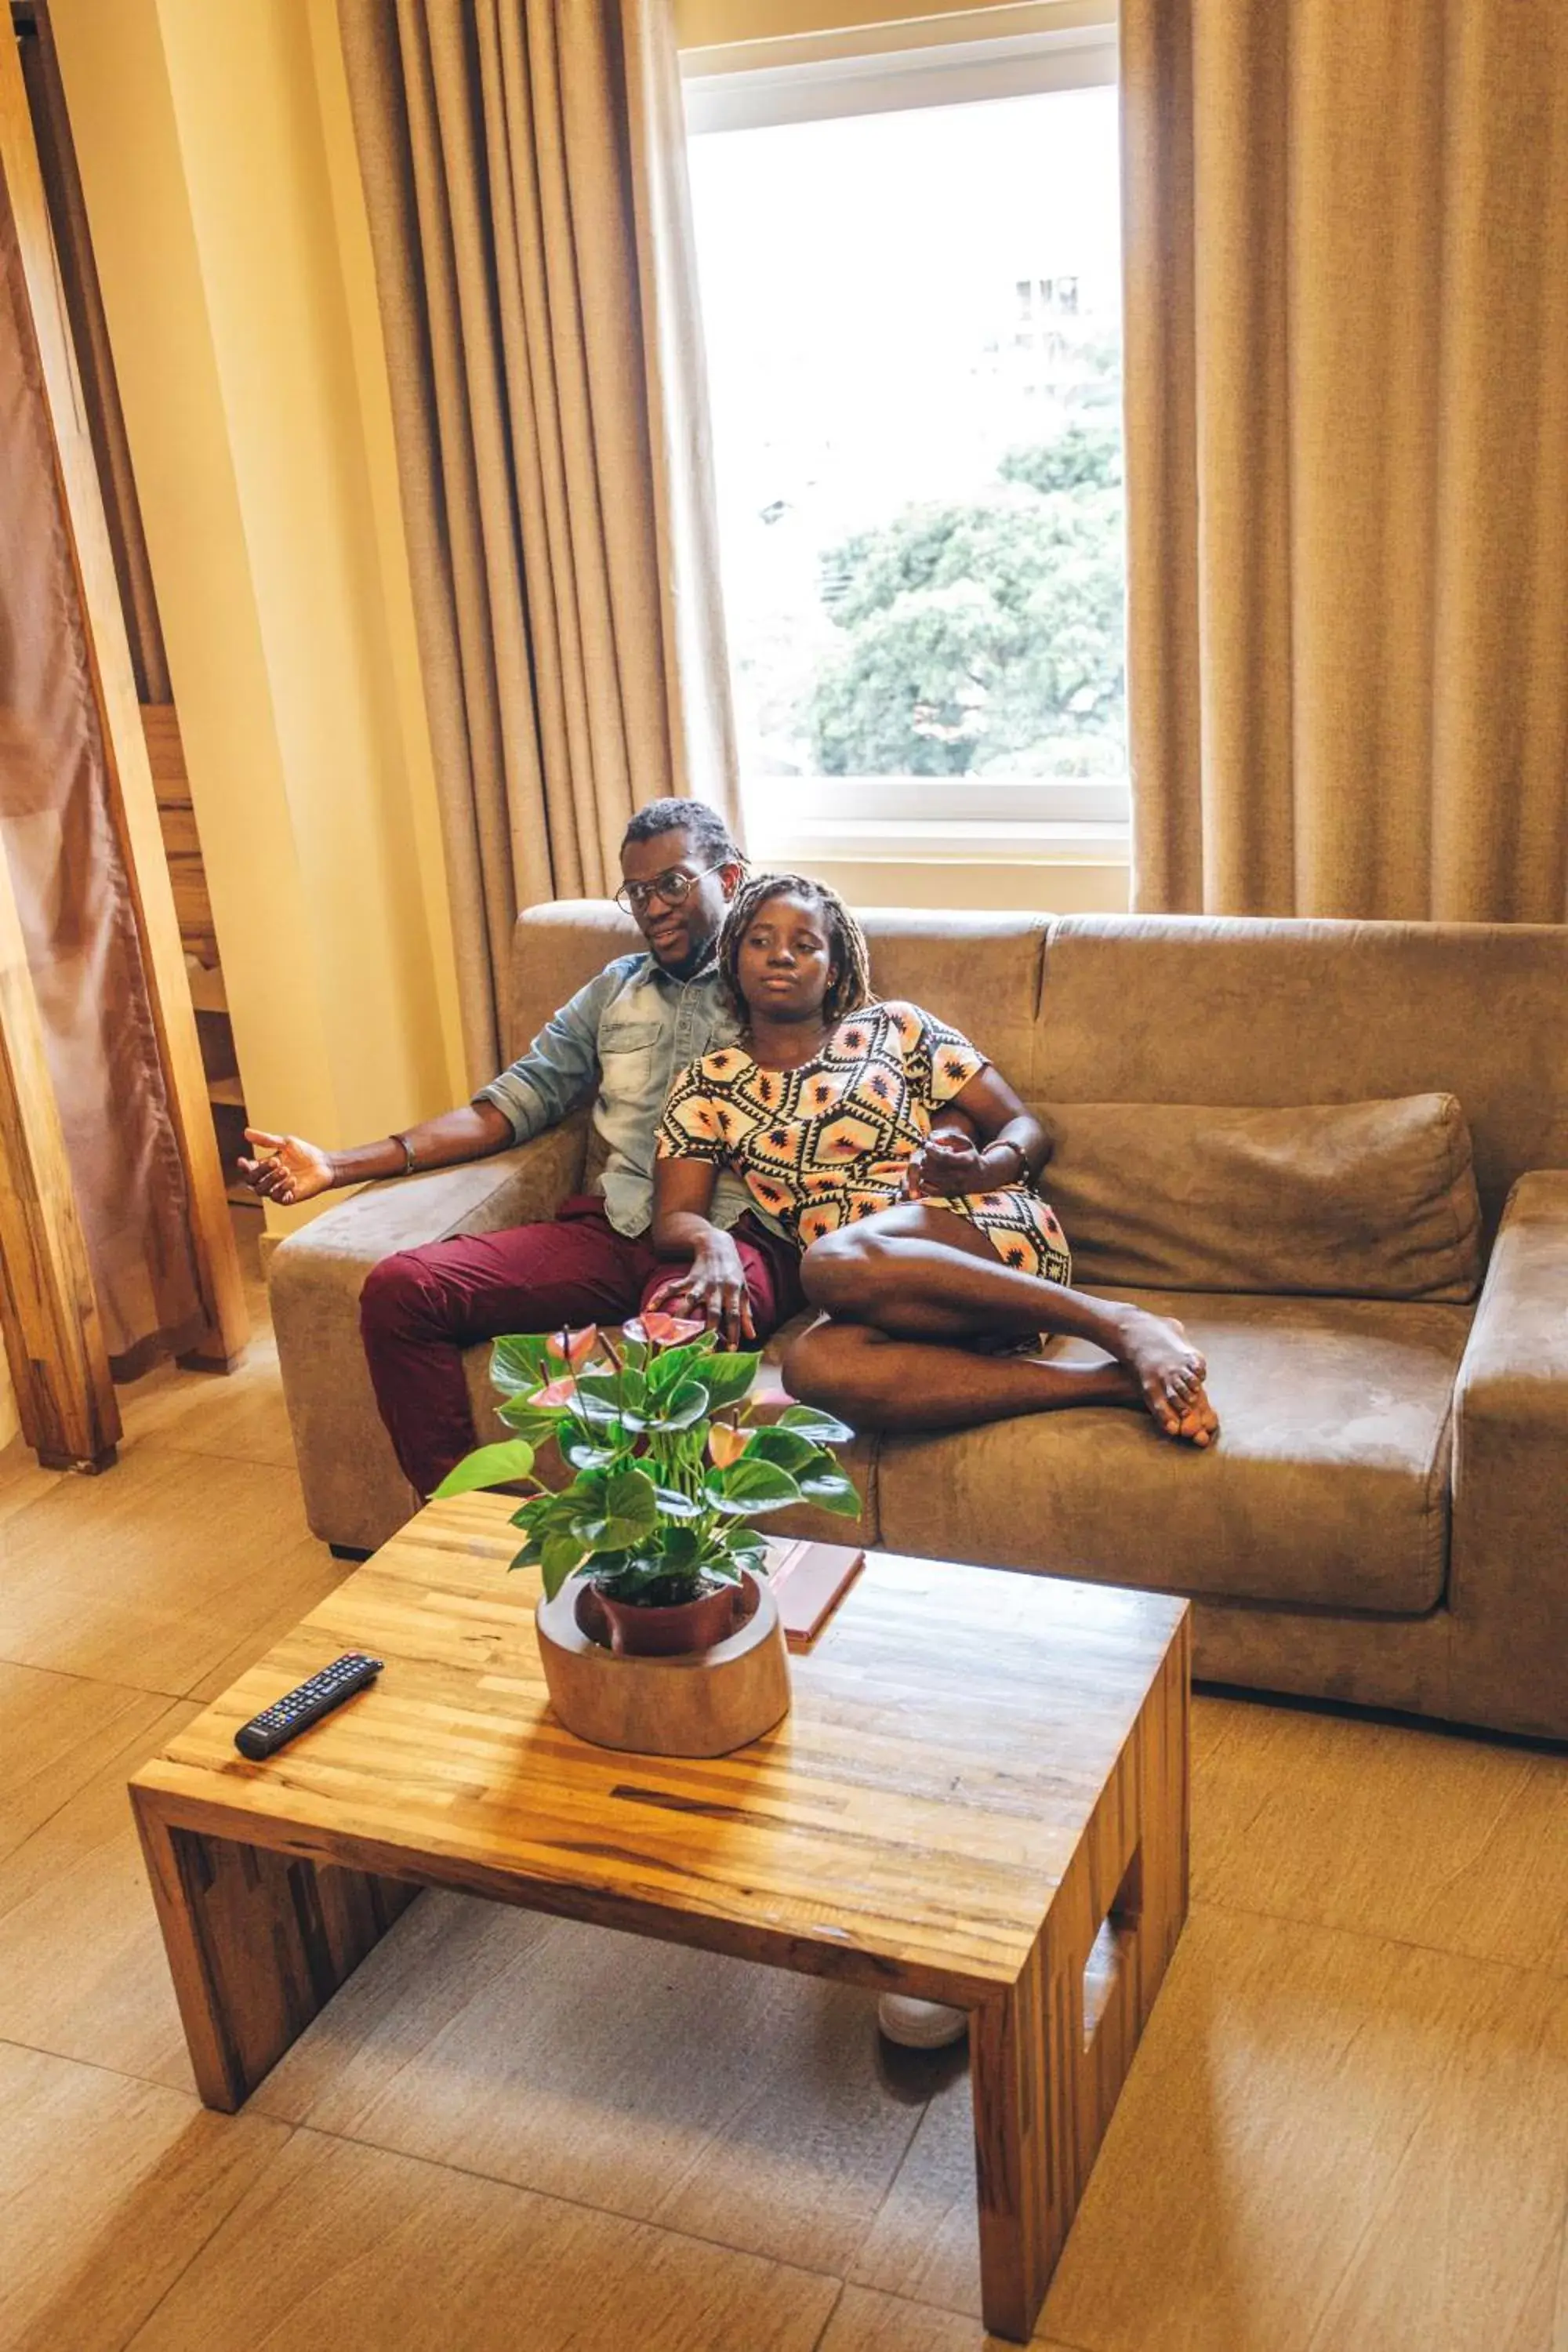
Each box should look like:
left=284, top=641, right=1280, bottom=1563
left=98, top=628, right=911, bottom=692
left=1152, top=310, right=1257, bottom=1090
left=744, top=815, right=1131, bottom=867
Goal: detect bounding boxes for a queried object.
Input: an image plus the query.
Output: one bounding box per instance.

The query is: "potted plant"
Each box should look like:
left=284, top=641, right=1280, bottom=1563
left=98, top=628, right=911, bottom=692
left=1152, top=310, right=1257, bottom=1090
left=431, top=1311, right=858, bottom=1659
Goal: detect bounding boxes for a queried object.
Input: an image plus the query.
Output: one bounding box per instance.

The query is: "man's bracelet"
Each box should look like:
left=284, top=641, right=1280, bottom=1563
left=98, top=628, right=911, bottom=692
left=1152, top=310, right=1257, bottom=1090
left=390, top=1131, right=418, bottom=1176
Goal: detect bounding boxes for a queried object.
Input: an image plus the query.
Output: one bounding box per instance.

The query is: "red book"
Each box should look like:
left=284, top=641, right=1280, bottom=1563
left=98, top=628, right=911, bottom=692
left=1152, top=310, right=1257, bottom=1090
left=764, top=1538, right=866, bottom=1651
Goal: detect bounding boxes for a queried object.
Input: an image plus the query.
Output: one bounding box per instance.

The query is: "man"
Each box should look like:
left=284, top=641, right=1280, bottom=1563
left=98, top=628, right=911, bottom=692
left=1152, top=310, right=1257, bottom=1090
left=241, top=800, right=803, bottom=1501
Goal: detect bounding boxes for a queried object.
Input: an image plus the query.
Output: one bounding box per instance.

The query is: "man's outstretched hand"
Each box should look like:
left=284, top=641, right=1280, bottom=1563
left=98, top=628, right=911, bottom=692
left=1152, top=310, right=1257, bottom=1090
left=239, top=1129, right=336, bottom=1207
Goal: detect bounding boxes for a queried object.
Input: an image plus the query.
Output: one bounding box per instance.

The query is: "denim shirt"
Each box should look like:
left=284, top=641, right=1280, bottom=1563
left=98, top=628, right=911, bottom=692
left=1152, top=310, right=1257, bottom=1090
left=474, top=951, right=750, bottom=1238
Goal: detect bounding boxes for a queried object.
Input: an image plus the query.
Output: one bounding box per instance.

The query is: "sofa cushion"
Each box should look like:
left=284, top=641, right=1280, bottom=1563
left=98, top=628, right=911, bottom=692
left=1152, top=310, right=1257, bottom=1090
left=1040, top=1096, right=1481, bottom=1301
left=874, top=1290, right=1472, bottom=1613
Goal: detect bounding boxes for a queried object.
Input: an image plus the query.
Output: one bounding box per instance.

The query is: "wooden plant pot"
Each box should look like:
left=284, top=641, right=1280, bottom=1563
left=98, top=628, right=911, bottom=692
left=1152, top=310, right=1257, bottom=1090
left=535, top=1570, right=790, bottom=1759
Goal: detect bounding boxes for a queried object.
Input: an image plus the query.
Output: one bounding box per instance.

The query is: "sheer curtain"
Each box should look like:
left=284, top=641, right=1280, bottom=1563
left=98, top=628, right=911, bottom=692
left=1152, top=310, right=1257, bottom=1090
left=1121, top=0, right=1568, bottom=920
left=338, top=0, right=739, bottom=1083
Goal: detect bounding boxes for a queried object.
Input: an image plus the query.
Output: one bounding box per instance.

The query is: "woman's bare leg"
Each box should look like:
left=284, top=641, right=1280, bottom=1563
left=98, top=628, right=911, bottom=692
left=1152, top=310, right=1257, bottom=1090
left=782, top=1317, right=1142, bottom=1431
left=798, top=1204, right=1219, bottom=1441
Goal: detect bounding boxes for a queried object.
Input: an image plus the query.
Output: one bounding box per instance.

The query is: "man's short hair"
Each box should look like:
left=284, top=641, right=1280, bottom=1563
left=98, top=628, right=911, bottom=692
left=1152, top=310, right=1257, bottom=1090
left=621, top=798, right=742, bottom=868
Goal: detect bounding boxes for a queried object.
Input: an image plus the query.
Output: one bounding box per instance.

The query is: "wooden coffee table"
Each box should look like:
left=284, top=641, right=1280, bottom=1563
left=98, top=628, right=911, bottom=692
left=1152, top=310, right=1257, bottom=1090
left=130, top=1494, right=1189, bottom=2343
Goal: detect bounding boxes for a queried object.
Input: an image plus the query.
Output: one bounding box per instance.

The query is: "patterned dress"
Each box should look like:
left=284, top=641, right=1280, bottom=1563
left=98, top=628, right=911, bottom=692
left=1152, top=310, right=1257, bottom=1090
left=656, top=1000, right=1071, bottom=1281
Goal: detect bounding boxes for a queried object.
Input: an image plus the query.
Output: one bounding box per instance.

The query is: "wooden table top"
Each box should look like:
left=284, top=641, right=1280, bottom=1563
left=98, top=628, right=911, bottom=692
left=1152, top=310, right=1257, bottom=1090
left=132, top=1494, right=1189, bottom=2005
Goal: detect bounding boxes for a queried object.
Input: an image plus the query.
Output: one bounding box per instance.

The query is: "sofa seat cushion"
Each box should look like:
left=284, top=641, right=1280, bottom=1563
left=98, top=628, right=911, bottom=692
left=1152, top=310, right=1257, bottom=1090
left=874, top=1290, right=1472, bottom=1614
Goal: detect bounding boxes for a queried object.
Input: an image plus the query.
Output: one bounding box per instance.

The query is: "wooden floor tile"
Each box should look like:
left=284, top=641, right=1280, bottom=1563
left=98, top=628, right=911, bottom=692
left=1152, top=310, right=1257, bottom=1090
left=252, top=1900, right=924, bottom=2274
left=116, top=1328, right=297, bottom=1471
left=126, top=2127, right=841, bottom=2351
left=818, top=2285, right=1080, bottom=2350
left=1037, top=1905, right=1568, bottom=2352
left=852, top=1904, right=1568, bottom=2350
left=0, top=1436, right=64, bottom=1527
left=1194, top=1697, right=1568, bottom=1973
left=849, top=2063, right=981, bottom=2314
left=0, top=1663, right=171, bottom=1862
left=0, top=1700, right=201, bottom=2091
left=0, top=2039, right=289, bottom=2352
left=0, top=1446, right=336, bottom=1693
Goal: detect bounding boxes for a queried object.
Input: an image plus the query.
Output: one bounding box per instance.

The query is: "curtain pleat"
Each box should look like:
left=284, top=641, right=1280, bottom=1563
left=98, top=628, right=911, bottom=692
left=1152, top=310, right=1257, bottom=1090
left=1123, top=0, right=1568, bottom=921
left=339, top=0, right=739, bottom=1082
left=0, top=187, right=205, bottom=1374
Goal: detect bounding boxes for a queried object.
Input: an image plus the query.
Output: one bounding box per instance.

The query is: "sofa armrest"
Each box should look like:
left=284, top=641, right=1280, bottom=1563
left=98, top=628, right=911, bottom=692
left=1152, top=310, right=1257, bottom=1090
left=270, top=1114, right=589, bottom=1288
left=1448, top=1170, right=1568, bottom=1737
left=268, top=1116, right=588, bottom=1550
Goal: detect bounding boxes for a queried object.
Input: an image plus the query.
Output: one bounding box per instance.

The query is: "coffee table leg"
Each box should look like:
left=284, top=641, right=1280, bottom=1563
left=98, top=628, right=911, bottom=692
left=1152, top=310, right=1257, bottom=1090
left=132, top=1791, right=419, bottom=2111
left=971, top=1933, right=1065, bottom=2342
left=971, top=1630, right=1190, bottom=2339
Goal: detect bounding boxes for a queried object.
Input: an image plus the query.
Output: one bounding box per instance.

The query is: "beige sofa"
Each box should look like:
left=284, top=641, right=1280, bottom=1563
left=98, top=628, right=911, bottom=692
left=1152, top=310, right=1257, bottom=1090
left=270, top=906, right=1568, bottom=1742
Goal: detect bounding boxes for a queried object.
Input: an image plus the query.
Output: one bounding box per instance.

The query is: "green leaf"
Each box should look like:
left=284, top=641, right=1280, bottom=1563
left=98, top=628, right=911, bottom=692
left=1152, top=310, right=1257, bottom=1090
left=797, top=1469, right=862, bottom=1517
left=567, top=1465, right=661, bottom=1554
left=562, top=1436, right=618, bottom=1472
left=698, top=1352, right=762, bottom=1410
left=539, top=1531, right=585, bottom=1598
left=429, top=1439, right=535, bottom=1500
left=652, top=1485, right=702, bottom=1519
left=495, top=1397, right=560, bottom=1441
left=776, top=1403, right=855, bottom=1446
left=657, top=1524, right=702, bottom=1570
left=573, top=1390, right=628, bottom=1431
left=490, top=1334, right=552, bottom=1393
left=644, top=1341, right=710, bottom=1396
left=646, top=1380, right=710, bottom=1432
left=722, top=1526, right=768, bottom=1574
left=746, top=1425, right=819, bottom=1472
left=704, top=1458, right=803, bottom=1515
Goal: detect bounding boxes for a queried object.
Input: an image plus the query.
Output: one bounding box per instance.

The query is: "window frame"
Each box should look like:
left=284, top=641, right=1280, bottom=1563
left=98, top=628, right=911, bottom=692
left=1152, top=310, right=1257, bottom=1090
left=682, top=9, right=1128, bottom=873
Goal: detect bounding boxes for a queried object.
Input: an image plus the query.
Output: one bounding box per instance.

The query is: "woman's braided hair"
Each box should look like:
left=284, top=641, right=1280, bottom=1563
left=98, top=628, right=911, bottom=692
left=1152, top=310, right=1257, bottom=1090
left=717, top=873, right=874, bottom=1033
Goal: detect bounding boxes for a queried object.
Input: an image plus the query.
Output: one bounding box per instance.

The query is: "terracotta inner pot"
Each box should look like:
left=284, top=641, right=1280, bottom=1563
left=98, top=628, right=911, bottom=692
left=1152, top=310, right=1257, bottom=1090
left=577, top=1573, right=760, bottom=1660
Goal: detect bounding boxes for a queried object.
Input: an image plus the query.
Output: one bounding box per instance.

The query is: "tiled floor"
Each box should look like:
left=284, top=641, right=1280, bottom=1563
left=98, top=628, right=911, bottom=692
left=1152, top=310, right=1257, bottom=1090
left=2, top=1225, right=1565, bottom=2350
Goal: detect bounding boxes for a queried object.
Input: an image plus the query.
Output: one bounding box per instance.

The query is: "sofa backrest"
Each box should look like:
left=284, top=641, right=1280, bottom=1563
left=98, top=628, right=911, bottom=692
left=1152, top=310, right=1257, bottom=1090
left=509, top=902, right=1568, bottom=1235
left=1036, top=916, right=1568, bottom=1235
left=507, top=903, right=1050, bottom=1083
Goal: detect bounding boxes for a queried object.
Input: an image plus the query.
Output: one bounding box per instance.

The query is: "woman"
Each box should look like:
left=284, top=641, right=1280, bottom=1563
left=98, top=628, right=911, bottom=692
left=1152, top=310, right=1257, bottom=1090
left=651, top=874, right=1218, bottom=1446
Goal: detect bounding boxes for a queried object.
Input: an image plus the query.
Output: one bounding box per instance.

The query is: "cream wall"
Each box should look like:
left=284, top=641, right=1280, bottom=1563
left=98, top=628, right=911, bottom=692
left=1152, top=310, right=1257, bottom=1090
left=49, top=0, right=466, bottom=1237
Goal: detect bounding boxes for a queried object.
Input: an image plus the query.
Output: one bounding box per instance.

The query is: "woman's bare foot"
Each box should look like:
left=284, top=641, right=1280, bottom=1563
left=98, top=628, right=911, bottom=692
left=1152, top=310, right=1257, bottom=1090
left=1077, top=1353, right=1219, bottom=1445
left=1172, top=1385, right=1220, bottom=1446
left=1106, top=1306, right=1209, bottom=1436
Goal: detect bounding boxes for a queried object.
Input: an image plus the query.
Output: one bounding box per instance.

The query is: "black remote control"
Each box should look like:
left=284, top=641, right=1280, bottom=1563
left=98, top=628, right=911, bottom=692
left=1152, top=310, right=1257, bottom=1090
left=234, top=1652, right=384, bottom=1760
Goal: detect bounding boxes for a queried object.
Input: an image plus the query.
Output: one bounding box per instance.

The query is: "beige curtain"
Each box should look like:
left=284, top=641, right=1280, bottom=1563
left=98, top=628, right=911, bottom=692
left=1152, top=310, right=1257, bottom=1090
left=339, top=0, right=739, bottom=1081
left=1121, top=0, right=1568, bottom=920
left=0, top=181, right=205, bottom=1375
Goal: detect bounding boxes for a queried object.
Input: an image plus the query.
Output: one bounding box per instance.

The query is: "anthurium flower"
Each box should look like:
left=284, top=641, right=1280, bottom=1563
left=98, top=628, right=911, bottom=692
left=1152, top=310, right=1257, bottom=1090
left=708, top=1422, right=750, bottom=1469
left=528, top=1376, right=580, bottom=1409
left=623, top=1310, right=706, bottom=1348
left=546, top=1326, right=599, bottom=1368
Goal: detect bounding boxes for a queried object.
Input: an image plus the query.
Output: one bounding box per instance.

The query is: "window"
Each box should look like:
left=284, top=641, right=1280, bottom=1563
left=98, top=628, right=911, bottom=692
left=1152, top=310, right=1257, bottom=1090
left=684, top=22, right=1127, bottom=869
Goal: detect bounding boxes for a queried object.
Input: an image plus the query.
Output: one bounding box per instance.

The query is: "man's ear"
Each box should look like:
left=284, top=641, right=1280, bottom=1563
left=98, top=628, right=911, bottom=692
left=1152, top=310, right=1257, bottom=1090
left=720, top=860, right=746, bottom=901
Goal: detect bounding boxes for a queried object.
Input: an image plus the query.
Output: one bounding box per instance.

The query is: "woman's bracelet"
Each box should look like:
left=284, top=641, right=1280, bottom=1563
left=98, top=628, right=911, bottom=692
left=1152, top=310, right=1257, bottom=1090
left=389, top=1131, right=418, bottom=1176
left=989, top=1137, right=1028, bottom=1183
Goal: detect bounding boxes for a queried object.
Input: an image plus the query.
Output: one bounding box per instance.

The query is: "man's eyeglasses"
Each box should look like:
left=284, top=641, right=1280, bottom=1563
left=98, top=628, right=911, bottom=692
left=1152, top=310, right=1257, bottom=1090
left=615, top=862, right=729, bottom=916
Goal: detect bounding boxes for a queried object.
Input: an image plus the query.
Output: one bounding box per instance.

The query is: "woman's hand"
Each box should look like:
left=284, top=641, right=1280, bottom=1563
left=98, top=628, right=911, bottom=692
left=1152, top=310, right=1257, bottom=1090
left=906, top=1131, right=996, bottom=1197
left=644, top=1233, right=757, bottom=1349
left=238, top=1129, right=336, bottom=1206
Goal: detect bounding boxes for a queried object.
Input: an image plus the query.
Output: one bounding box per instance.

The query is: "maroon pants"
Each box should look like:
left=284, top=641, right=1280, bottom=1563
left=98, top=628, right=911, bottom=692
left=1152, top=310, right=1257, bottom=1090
left=359, top=1195, right=804, bottom=1501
